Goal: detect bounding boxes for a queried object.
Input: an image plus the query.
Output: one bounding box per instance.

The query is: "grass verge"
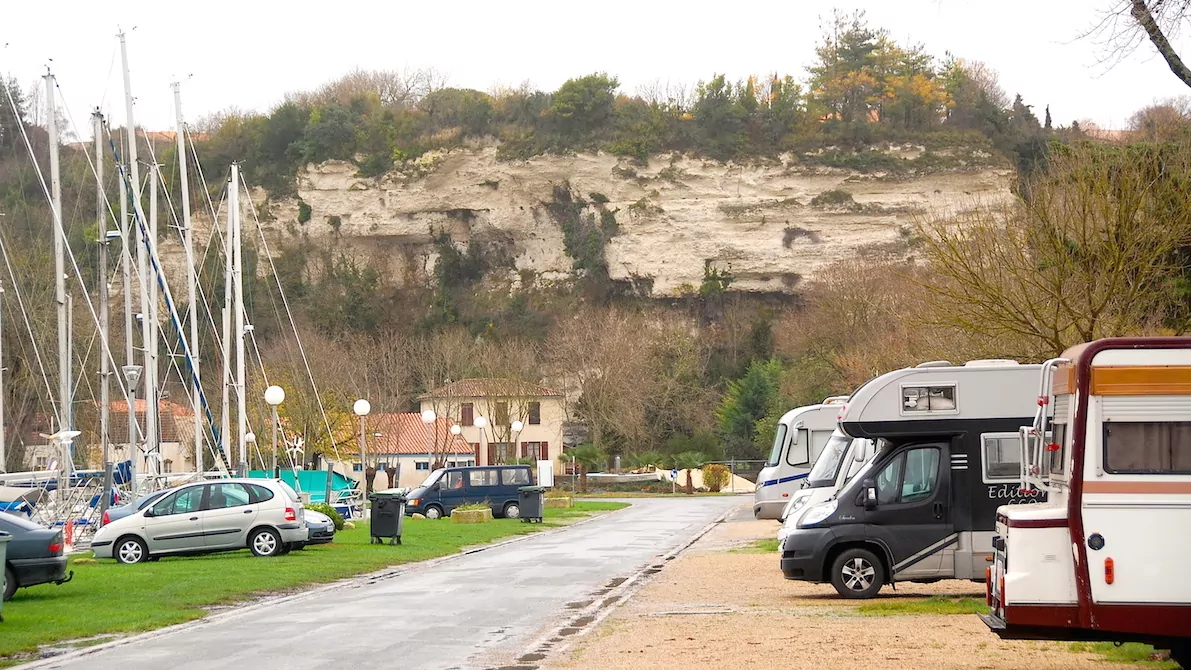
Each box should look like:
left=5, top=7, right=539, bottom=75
left=855, top=596, right=990, bottom=616
left=0, top=501, right=626, bottom=663
left=730, top=538, right=780, bottom=553
left=1069, top=642, right=1177, bottom=668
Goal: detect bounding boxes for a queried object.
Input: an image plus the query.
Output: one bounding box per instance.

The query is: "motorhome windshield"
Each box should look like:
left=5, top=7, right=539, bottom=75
left=766, top=424, right=789, bottom=467
left=806, top=433, right=852, bottom=488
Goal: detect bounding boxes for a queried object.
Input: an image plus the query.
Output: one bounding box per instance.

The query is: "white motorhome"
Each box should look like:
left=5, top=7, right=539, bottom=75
left=753, top=397, right=848, bottom=519
left=776, top=429, right=876, bottom=545
left=780, top=360, right=1045, bottom=598
left=982, top=338, right=1191, bottom=669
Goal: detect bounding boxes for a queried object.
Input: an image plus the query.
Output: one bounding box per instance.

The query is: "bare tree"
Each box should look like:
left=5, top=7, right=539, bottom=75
left=408, top=328, right=478, bottom=468
left=915, top=141, right=1191, bottom=359
left=284, top=68, right=449, bottom=110
left=1128, top=96, right=1191, bottom=140
left=1091, top=1, right=1191, bottom=89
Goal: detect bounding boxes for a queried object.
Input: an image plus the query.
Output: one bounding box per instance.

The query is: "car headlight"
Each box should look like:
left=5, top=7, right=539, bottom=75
left=798, top=500, right=838, bottom=528
left=408, top=498, right=420, bottom=506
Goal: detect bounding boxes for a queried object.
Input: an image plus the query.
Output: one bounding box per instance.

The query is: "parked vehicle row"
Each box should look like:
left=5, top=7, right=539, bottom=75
left=0, top=512, right=71, bottom=601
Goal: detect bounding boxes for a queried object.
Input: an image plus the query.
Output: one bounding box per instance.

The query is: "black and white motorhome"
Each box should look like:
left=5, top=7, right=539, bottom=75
left=779, top=360, right=1046, bottom=598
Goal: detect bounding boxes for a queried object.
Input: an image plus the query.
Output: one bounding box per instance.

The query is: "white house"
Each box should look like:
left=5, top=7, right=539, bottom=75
left=345, top=412, right=475, bottom=490
left=417, top=378, right=565, bottom=467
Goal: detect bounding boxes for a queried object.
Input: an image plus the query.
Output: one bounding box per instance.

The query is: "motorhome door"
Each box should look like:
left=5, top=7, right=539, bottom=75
left=863, top=442, right=955, bottom=579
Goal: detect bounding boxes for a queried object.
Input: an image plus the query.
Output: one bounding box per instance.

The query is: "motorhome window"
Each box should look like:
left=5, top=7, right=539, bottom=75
left=468, top=469, right=500, bottom=487
left=1103, top=421, right=1191, bottom=474
left=788, top=429, right=811, bottom=466
left=875, top=447, right=940, bottom=504
left=981, top=434, right=1023, bottom=482
left=1048, top=423, right=1067, bottom=477
left=766, top=424, right=788, bottom=467
left=501, top=468, right=531, bottom=486
left=900, top=384, right=957, bottom=413
left=807, top=434, right=852, bottom=487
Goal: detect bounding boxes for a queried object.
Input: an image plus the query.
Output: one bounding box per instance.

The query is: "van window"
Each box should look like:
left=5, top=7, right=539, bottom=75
left=206, top=483, right=251, bottom=510
left=468, top=469, right=500, bottom=487
left=154, top=486, right=204, bottom=516
left=501, top=468, right=530, bottom=486
left=766, top=424, right=788, bottom=467
left=981, top=433, right=1022, bottom=482
left=875, top=447, right=940, bottom=505
left=1104, top=421, right=1191, bottom=474
left=444, top=471, right=464, bottom=490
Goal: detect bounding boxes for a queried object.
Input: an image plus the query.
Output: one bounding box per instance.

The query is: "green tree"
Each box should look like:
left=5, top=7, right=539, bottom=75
left=692, top=74, right=748, bottom=160
left=549, top=73, right=619, bottom=145
left=807, top=10, right=885, bottom=126
left=421, top=88, right=494, bottom=136
left=716, top=358, right=784, bottom=459
left=0, top=75, right=26, bottom=152
left=671, top=451, right=708, bottom=494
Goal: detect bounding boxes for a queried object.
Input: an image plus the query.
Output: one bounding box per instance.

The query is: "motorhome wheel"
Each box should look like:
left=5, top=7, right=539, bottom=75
left=830, top=548, right=885, bottom=599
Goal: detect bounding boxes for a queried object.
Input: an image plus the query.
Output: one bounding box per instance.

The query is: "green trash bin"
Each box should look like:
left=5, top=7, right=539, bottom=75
left=368, top=490, right=407, bottom=545
left=0, top=531, right=10, bottom=622
left=518, top=486, right=546, bottom=523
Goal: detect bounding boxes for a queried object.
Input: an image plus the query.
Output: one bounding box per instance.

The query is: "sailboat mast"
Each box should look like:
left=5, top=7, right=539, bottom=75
left=146, top=165, right=160, bottom=475
left=119, top=28, right=145, bottom=495
left=231, top=164, right=247, bottom=476
left=221, top=169, right=234, bottom=471
left=172, top=83, right=201, bottom=473
left=44, top=72, right=71, bottom=479
left=95, top=111, right=112, bottom=482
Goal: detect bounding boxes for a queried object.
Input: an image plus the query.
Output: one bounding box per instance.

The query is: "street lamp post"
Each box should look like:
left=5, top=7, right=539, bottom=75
left=121, top=364, right=143, bottom=503
left=474, top=415, right=488, bottom=466
left=511, top=420, right=524, bottom=464
left=419, top=409, right=435, bottom=482
left=244, top=432, right=255, bottom=476
left=353, top=399, right=371, bottom=500
left=265, top=385, right=285, bottom=477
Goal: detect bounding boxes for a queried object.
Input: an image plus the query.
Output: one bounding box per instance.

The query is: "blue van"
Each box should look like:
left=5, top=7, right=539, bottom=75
left=404, top=465, right=534, bottom=520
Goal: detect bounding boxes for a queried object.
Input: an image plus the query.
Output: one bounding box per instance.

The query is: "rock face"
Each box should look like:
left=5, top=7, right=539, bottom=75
left=160, top=146, right=1014, bottom=296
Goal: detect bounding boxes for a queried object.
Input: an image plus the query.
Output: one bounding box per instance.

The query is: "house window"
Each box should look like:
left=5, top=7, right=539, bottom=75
left=495, top=401, right=509, bottom=427
left=461, top=403, right=474, bottom=427
left=528, top=402, right=541, bottom=425
left=163, top=459, right=174, bottom=474
left=35, top=456, right=48, bottom=469
left=415, top=461, right=430, bottom=471
left=522, top=441, right=547, bottom=461
left=1104, top=421, right=1191, bottom=474
left=490, top=442, right=515, bottom=464
left=353, top=462, right=364, bottom=472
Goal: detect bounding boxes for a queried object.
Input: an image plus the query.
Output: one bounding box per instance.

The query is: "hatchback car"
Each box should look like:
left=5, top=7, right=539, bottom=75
left=100, top=488, right=173, bottom=527
left=0, top=513, right=71, bottom=600
left=90, top=479, right=307, bottom=563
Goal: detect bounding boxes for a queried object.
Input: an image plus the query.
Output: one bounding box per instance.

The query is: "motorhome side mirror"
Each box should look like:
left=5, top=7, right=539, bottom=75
left=862, top=478, right=878, bottom=510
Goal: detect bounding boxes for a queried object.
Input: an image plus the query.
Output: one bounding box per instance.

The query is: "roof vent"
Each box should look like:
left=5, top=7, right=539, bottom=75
left=964, top=359, right=1019, bottom=367
left=821, top=395, right=849, bottom=405
left=915, top=360, right=953, bottom=368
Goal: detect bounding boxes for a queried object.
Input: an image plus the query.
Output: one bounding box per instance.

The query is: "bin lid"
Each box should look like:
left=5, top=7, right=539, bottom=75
left=369, top=489, right=408, bottom=500
left=518, top=486, right=546, bottom=492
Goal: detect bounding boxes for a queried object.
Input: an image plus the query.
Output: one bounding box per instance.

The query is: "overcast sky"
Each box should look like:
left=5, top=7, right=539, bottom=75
left=3, top=0, right=1190, bottom=138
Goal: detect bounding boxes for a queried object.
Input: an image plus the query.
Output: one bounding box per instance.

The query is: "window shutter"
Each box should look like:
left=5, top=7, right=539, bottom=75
left=472, top=442, right=481, bottom=462
left=521, top=441, right=527, bottom=458
left=488, top=443, right=496, bottom=465
left=462, top=404, right=474, bottom=426
left=541, top=442, right=549, bottom=461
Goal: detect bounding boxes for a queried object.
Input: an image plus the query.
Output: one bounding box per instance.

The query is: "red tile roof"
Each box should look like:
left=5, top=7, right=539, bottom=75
left=417, top=377, right=562, bottom=400
left=362, top=413, right=473, bottom=455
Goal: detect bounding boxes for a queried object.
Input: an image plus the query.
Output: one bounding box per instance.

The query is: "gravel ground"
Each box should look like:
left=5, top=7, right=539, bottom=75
left=548, top=507, right=1134, bottom=670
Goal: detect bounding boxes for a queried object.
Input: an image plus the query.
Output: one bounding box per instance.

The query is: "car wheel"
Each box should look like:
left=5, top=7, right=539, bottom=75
left=424, top=505, right=443, bottom=520
left=503, top=502, right=521, bottom=519
left=830, top=548, right=885, bottom=599
left=115, top=536, right=149, bottom=564
left=249, top=528, right=283, bottom=557
left=3, top=566, right=16, bottom=601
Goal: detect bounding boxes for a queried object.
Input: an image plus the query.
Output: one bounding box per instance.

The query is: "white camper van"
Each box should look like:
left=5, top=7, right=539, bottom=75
left=982, top=338, right=1191, bottom=669
left=780, top=360, right=1045, bottom=598
left=753, top=397, right=849, bottom=519
left=777, top=429, right=876, bottom=545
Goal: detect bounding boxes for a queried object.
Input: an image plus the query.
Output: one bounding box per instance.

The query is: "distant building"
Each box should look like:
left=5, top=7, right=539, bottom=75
left=334, top=412, right=474, bottom=490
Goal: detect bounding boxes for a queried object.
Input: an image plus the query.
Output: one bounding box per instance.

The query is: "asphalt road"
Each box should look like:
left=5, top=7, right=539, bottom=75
left=32, top=496, right=744, bottom=670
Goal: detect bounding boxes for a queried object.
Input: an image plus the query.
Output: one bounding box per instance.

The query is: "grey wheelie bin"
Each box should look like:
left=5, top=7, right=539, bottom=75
left=369, top=490, right=407, bottom=545
left=518, top=486, right=546, bottom=523
left=0, top=531, right=10, bottom=621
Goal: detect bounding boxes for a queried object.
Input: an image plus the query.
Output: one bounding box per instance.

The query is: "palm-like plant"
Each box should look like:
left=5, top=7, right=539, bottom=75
left=569, top=444, right=606, bottom=494
left=625, top=450, right=666, bottom=472
left=671, top=451, right=708, bottom=495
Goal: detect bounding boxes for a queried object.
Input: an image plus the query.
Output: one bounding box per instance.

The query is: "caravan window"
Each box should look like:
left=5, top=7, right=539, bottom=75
left=1048, top=423, right=1067, bottom=477
left=981, top=433, right=1023, bottom=482
left=1103, top=421, right=1191, bottom=474
left=900, top=384, right=957, bottom=414
left=766, top=424, right=788, bottom=467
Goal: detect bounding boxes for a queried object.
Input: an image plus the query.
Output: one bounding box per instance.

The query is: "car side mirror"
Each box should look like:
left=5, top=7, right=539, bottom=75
left=143, top=507, right=155, bottom=518
left=862, top=478, right=878, bottom=511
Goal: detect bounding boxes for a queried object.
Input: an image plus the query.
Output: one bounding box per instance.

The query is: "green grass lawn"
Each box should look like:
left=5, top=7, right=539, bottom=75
left=855, top=595, right=990, bottom=616
left=730, top=538, right=780, bottom=553
left=1069, top=642, right=1178, bottom=668
left=0, top=501, right=626, bottom=664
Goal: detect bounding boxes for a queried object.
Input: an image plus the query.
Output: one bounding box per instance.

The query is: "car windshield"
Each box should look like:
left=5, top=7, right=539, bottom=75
left=766, top=424, right=788, bottom=467
left=136, top=490, right=169, bottom=509
left=806, top=432, right=853, bottom=488
left=418, top=469, right=444, bottom=489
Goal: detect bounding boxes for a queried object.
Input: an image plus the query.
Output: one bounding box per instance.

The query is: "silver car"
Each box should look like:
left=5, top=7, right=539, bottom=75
left=90, top=479, right=307, bottom=563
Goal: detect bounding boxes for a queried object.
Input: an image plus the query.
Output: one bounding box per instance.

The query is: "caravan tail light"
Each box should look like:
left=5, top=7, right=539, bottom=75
left=284, top=507, right=297, bottom=522
left=1104, top=558, right=1115, bottom=585
left=1045, top=442, right=1060, bottom=452
left=985, top=567, right=993, bottom=605
left=999, top=572, right=1006, bottom=604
